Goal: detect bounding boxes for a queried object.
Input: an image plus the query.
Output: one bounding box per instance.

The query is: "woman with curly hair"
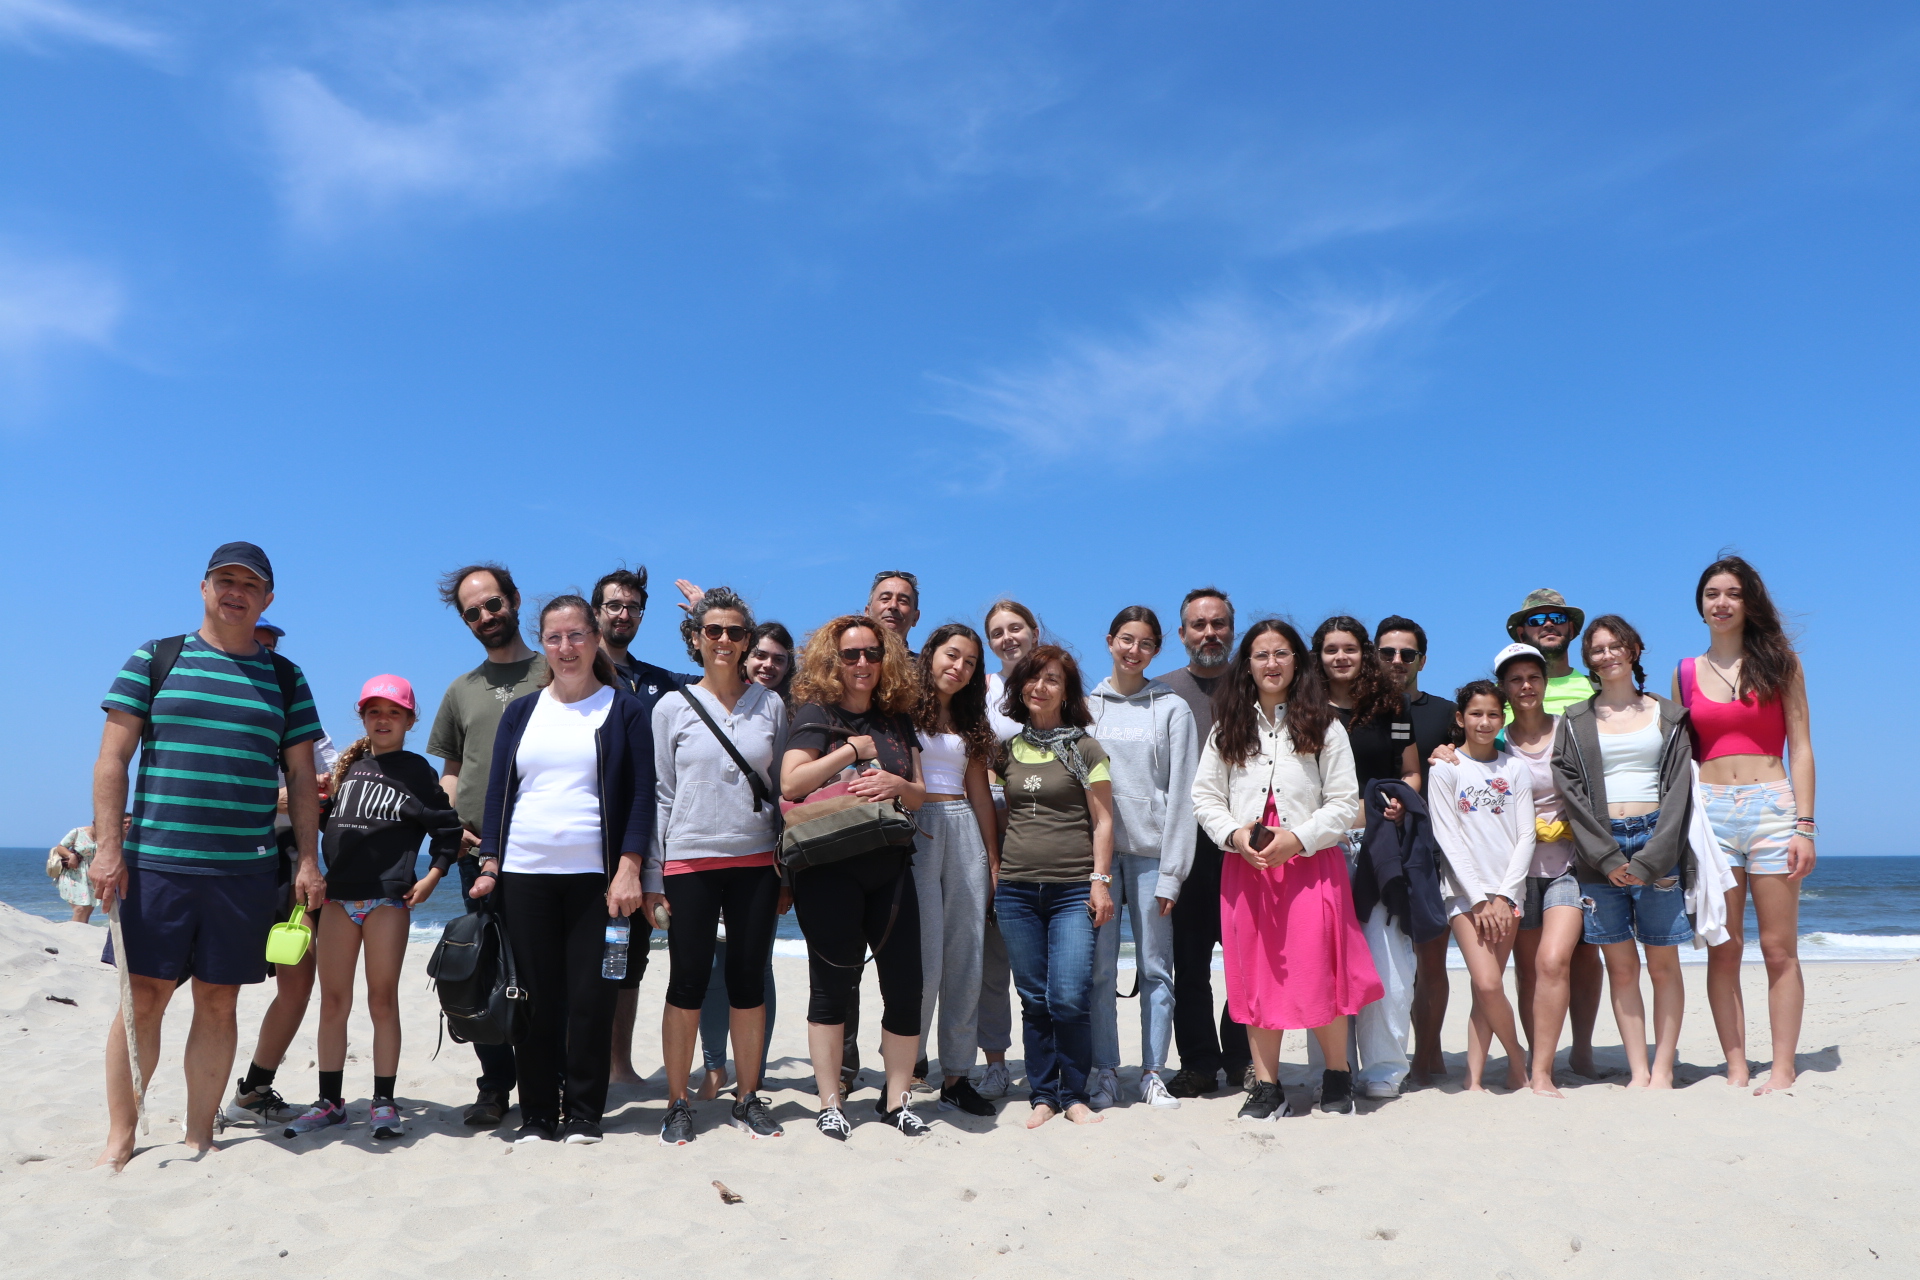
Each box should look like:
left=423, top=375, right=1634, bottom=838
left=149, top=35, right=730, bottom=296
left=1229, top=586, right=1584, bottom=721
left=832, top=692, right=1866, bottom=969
left=781, top=615, right=929, bottom=1138
left=908, top=623, right=1002, bottom=1116
left=643, top=587, right=788, bottom=1145
left=1677, top=556, right=1817, bottom=1093
left=1191, top=619, right=1375, bottom=1120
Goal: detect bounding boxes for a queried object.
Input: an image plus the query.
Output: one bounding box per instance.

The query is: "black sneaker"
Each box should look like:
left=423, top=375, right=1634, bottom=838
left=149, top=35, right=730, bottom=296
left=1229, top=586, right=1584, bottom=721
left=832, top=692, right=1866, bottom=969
left=1237, top=1080, right=1293, bottom=1122
left=225, top=1079, right=291, bottom=1125
left=816, top=1105, right=852, bottom=1141
left=938, top=1078, right=996, bottom=1116
left=464, top=1090, right=508, bottom=1127
left=512, top=1117, right=556, bottom=1144
left=561, top=1117, right=604, bottom=1145
left=1318, top=1069, right=1355, bottom=1115
left=878, top=1091, right=930, bottom=1135
left=659, top=1098, right=696, bottom=1146
left=730, top=1093, right=784, bottom=1139
left=1164, top=1068, right=1216, bottom=1099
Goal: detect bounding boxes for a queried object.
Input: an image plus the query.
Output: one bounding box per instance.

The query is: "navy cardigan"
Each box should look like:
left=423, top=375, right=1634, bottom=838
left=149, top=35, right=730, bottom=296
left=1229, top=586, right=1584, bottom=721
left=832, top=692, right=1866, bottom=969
left=477, top=684, right=656, bottom=879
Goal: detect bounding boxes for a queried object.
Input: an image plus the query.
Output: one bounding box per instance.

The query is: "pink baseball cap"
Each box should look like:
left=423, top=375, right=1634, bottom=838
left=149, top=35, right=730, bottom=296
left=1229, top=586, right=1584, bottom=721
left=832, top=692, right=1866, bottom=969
left=357, top=674, right=417, bottom=714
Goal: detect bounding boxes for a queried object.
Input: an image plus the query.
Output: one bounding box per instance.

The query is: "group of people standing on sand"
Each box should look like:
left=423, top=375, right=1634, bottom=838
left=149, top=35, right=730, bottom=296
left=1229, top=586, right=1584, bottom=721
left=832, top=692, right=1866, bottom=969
left=80, top=542, right=1816, bottom=1167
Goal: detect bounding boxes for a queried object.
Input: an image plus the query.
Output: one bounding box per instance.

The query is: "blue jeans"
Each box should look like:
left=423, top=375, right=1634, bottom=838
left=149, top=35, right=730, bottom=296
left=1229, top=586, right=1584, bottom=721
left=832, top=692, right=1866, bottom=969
left=1091, top=852, right=1175, bottom=1073
left=699, top=938, right=778, bottom=1073
left=1580, top=812, right=1692, bottom=947
left=997, top=879, right=1097, bottom=1110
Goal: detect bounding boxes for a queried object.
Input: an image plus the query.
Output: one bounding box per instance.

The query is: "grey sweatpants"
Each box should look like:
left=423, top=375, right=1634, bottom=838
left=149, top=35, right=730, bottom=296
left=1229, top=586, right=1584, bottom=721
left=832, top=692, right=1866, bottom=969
left=913, top=800, right=992, bottom=1076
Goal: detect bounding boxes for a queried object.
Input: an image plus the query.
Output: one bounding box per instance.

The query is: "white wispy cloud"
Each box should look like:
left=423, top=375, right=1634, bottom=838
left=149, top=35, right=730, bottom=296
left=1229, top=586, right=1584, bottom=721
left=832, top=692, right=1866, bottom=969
left=0, top=244, right=125, bottom=407
left=0, top=0, right=168, bottom=57
left=255, top=0, right=785, bottom=234
left=935, top=285, right=1446, bottom=455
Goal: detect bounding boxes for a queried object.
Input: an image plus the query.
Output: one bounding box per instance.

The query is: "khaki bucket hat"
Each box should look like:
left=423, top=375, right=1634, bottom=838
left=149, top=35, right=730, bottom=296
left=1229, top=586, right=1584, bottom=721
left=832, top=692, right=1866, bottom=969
left=1506, top=588, right=1585, bottom=641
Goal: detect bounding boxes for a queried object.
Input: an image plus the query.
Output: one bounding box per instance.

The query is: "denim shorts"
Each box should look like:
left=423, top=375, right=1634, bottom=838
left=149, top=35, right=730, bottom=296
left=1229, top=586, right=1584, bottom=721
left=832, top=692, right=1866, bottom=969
left=1520, top=872, right=1582, bottom=931
left=1702, top=778, right=1796, bottom=875
left=1579, top=811, right=1692, bottom=947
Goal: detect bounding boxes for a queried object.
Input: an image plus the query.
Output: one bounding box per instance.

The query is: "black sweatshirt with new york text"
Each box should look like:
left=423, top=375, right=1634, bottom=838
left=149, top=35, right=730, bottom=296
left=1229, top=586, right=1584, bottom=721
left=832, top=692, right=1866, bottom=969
left=321, top=749, right=464, bottom=900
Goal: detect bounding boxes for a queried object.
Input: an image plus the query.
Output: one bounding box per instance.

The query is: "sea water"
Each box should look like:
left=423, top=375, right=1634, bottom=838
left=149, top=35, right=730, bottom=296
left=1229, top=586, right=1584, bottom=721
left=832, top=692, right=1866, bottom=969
left=7, top=848, right=1917, bottom=968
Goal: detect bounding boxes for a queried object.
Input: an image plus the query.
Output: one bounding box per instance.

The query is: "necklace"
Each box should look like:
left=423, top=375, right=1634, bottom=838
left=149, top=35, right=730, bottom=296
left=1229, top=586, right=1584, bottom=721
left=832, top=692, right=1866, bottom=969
left=1706, top=654, right=1742, bottom=699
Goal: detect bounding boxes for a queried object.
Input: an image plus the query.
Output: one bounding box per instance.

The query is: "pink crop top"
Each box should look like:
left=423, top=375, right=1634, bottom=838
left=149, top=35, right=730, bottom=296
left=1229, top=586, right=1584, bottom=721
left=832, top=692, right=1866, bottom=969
left=1677, top=658, right=1787, bottom=760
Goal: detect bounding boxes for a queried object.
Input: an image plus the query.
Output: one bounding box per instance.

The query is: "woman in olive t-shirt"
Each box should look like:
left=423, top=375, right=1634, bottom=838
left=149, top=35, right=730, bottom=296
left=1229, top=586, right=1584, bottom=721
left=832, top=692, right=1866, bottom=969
left=995, top=644, right=1115, bottom=1128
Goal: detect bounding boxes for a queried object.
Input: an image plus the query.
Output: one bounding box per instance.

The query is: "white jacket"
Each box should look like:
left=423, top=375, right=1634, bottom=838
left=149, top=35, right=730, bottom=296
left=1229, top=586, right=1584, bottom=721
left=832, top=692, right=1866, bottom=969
left=1684, top=760, right=1737, bottom=948
left=1192, top=705, right=1359, bottom=860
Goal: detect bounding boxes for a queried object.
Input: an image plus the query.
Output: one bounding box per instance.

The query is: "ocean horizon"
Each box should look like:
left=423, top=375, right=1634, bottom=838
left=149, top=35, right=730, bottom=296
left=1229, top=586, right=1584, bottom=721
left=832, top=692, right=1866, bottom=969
left=9, top=848, right=1918, bottom=968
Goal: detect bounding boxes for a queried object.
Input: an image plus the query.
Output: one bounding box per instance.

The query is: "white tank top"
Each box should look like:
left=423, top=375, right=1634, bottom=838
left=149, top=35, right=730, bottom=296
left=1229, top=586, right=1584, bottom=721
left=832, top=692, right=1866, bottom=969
left=1597, top=718, right=1662, bottom=804
left=918, top=730, right=969, bottom=795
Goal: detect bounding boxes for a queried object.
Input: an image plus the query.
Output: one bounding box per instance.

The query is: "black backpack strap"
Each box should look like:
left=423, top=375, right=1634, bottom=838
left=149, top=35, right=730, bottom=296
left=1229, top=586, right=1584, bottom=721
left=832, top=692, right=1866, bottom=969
left=673, top=681, right=774, bottom=812
left=266, top=651, right=305, bottom=767
left=140, top=635, right=188, bottom=745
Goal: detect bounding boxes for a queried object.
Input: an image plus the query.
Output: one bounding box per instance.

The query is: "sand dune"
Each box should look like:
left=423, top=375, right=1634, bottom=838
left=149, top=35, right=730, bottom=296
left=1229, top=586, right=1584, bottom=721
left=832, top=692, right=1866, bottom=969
left=1, top=902, right=1913, bottom=1279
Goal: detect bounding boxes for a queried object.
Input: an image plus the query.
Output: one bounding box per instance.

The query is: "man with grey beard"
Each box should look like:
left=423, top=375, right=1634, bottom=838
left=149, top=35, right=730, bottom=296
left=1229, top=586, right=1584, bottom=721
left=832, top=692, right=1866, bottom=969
left=1158, top=588, right=1254, bottom=1098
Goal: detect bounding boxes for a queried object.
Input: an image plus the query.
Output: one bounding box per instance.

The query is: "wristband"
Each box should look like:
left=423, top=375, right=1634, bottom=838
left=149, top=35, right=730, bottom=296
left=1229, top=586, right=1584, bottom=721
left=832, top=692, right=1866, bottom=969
left=1089, top=873, right=1113, bottom=885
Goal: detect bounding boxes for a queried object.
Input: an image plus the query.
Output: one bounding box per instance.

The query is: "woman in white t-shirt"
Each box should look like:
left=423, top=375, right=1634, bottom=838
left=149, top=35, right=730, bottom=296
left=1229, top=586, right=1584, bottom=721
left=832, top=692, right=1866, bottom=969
left=474, top=596, right=654, bottom=1146
left=1427, top=679, right=1534, bottom=1092
left=908, top=623, right=1002, bottom=1117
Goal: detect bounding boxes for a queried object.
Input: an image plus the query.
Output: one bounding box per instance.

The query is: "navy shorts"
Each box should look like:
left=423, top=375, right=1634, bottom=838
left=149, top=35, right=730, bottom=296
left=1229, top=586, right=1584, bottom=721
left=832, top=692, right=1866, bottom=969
left=102, top=864, right=279, bottom=985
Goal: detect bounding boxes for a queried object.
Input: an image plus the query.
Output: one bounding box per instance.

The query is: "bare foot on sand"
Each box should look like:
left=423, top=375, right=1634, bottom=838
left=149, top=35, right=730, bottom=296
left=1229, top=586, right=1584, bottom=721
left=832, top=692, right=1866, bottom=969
left=1753, top=1069, right=1795, bottom=1095
left=1530, top=1076, right=1564, bottom=1098
left=609, top=1069, right=643, bottom=1086
left=1505, top=1065, right=1529, bottom=1091
left=1568, top=1048, right=1598, bottom=1078
left=1725, top=1061, right=1752, bottom=1088
left=1064, top=1103, right=1102, bottom=1125
left=1026, top=1104, right=1057, bottom=1129
left=697, top=1069, right=725, bottom=1101
left=95, top=1135, right=135, bottom=1172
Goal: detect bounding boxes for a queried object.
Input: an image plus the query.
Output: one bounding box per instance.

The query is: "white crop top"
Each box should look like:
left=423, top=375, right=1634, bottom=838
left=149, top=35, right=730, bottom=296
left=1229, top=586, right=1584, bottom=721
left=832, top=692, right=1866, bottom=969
left=918, top=730, right=969, bottom=795
left=1597, top=719, right=1662, bottom=804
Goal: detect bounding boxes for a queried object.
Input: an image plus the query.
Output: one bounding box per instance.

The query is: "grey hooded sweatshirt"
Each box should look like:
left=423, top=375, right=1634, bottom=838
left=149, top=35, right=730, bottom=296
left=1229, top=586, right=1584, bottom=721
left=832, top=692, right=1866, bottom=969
left=1087, top=675, right=1201, bottom=901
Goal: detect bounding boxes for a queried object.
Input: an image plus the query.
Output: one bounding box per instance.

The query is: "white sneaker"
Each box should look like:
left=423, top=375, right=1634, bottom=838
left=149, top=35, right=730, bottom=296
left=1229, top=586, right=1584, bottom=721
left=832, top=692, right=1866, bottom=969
left=1363, top=1079, right=1400, bottom=1100
left=1089, top=1067, right=1120, bottom=1111
left=976, top=1061, right=1011, bottom=1100
left=1141, top=1071, right=1181, bottom=1109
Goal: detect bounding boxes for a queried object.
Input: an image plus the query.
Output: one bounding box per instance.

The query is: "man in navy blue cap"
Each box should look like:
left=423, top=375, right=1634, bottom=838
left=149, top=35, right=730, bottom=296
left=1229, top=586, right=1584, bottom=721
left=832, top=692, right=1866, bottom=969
left=89, top=542, right=328, bottom=1169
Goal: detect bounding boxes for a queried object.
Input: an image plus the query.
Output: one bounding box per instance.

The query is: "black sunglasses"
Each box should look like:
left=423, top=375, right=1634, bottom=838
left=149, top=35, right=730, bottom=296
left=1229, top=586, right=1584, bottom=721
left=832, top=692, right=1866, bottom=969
left=702, top=624, right=749, bottom=642
left=461, top=596, right=508, bottom=624
left=1522, top=611, right=1570, bottom=628
left=839, top=646, right=885, bottom=665
left=1379, top=647, right=1422, bottom=663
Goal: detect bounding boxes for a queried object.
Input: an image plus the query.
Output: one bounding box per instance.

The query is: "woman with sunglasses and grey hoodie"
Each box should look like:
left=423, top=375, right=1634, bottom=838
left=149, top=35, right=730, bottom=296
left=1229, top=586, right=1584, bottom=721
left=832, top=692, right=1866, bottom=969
left=1086, top=606, right=1199, bottom=1111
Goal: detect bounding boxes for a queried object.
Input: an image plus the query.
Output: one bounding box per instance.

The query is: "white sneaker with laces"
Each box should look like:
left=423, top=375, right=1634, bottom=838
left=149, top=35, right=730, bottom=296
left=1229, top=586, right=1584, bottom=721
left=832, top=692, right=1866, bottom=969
left=1141, top=1071, right=1181, bottom=1109
left=1363, top=1079, right=1399, bottom=1100
left=976, top=1061, right=1011, bottom=1100
left=1089, top=1067, right=1120, bottom=1111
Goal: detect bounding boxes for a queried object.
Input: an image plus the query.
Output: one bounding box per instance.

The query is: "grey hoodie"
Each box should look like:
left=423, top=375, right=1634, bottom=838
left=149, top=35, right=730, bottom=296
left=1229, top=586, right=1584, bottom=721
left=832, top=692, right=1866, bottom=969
left=1087, top=676, right=1201, bottom=901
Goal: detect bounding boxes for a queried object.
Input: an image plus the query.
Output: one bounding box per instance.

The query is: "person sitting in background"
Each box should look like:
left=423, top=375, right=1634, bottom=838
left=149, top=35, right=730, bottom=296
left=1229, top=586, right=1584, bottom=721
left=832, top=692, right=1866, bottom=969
left=281, top=676, right=462, bottom=1140
left=47, top=815, right=129, bottom=923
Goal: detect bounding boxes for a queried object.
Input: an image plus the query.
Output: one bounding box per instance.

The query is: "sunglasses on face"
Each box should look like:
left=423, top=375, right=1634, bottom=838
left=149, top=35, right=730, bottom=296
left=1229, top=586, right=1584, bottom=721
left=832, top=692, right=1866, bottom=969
left=839, top=646, right=885, bottom=666
left=1522, top=611, right=1570, bottom=628
left=1379, top=647, right=1422, bottom=663
left=702, top=624, right=749, bottom=642
left=462, top=596, right=508, bottom=624
left=600, top=600, right=643, bottom=616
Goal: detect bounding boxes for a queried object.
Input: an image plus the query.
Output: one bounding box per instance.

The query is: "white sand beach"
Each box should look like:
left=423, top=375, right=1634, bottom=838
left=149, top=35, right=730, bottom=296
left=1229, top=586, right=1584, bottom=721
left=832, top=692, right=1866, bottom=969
left=2, top=901, right=1913, bottom=1279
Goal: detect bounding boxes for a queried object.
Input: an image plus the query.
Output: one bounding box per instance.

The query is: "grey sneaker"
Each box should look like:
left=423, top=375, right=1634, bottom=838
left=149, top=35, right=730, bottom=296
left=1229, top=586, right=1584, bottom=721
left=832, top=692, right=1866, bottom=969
left=1088, top=1067, right=1120, bottom=1111
left=659, top=1098, right=696, bottom=1146
left=730, top=1093, right=783, bottom=1139
left=370, top=1100, right=403, bottom=1140
left=282, top=1100, right=345, bottom=1137
left=226, top=1080, right=291, bottom=1125
left=976, top=1061, right=1011, bottom=1099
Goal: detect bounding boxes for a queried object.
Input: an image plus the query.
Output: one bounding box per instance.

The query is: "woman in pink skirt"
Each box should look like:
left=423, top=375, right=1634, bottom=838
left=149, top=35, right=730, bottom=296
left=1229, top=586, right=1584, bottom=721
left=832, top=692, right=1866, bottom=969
left=1192, top=619, right=1379, bottom=1119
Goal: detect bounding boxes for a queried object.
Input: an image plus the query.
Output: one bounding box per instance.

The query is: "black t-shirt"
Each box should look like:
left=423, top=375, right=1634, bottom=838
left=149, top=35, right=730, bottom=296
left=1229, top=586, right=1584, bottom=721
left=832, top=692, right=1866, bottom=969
left=1335, top=700, right=1411, bottom=791
left=1406, top=689, right=1459, bottom=794
left=611, top=657, right=695, bottom=718
left=787, top=703, right=917, bottom=781
left=320, top=750, right=464, bottom=900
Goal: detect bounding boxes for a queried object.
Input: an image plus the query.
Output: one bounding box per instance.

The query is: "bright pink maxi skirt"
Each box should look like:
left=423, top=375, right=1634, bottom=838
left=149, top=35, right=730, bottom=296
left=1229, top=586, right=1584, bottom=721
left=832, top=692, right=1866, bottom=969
left=1221, top=846, right=1384, bottom=1030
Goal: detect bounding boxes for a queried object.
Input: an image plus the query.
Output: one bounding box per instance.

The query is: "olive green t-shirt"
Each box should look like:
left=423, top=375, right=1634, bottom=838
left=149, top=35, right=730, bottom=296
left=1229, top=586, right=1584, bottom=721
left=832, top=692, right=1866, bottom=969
left=999, top=735, right=1111, bottom=883
left=426, top=655, right=549, bottom=832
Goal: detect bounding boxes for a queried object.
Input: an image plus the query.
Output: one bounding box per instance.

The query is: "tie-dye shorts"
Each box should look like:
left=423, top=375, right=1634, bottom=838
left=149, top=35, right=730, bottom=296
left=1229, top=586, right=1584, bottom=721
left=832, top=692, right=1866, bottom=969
left=1700, top=778, right=1797, bottom=876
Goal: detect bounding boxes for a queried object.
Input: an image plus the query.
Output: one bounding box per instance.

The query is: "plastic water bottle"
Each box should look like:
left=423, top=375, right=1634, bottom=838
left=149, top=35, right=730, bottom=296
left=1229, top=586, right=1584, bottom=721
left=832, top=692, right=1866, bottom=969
left=601, top=914, right=630, bottom=980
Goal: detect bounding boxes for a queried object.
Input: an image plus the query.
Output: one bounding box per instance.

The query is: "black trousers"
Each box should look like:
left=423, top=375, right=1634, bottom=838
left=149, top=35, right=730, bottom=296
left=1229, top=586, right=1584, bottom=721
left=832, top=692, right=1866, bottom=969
left=663, top=863, right=781, bottom=1010
left=792, top=849, right=922, bottom=1036
left=501, top=872, right=618, bottom=1127
left=1170, top=832, right=1250, bottom=1077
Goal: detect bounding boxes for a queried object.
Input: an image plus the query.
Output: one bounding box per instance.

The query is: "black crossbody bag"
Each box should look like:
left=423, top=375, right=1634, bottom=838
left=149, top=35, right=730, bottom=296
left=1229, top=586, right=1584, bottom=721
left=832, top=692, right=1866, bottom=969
left=672, top=681, right=780, bottom=817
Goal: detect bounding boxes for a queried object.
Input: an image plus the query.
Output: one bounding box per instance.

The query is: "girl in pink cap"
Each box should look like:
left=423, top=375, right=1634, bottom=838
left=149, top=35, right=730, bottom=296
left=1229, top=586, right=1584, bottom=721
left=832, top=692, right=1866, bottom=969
left=281, top=675, right=464, bottom=1141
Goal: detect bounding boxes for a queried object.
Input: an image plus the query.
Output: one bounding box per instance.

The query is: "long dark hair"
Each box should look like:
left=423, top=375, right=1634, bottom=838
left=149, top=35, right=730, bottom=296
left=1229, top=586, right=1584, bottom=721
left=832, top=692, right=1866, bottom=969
left=1581, top=614, right=1648, bottom=693
left=534, top=595, right=618, bottom=689
left=1002, top=644, right=1093, bottom=729
left=913, top=623, right=996, bottom=762
left=1695, top=554, right=1799, bottom=704
left=751, top=621, right=795, bottom=705
left=1307, top=615, right=1400, bottom=728
left=1213, top=618, right=1334, bottom=766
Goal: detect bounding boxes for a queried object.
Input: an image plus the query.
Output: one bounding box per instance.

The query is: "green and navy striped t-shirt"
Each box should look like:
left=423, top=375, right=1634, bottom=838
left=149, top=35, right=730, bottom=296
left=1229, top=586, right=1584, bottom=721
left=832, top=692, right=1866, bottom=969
left=104, top=635, right=326, bottom=876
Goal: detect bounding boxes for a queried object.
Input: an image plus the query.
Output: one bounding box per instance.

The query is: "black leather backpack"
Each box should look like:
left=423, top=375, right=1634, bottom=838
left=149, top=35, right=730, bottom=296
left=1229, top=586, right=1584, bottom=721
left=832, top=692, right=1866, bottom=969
left=426, top=901, right=528, bottom=1047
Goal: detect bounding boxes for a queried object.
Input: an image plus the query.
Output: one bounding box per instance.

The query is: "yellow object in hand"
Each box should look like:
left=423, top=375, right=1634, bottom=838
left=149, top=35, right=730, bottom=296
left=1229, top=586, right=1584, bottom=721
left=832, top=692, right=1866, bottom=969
left=1535, top=817, right=1571, bottom=843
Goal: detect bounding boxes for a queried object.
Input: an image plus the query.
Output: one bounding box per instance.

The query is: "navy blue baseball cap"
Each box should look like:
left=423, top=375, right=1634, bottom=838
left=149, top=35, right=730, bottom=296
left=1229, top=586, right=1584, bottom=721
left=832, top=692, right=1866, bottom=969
left=206, top=541, right=274, bottom=588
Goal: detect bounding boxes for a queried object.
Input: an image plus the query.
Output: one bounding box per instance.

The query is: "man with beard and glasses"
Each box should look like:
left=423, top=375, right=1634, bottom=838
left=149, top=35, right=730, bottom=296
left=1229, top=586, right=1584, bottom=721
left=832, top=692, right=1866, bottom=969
left=591, top=566, right=697, bottom=1084
left=426, top=562, right=546, bottom=1128
left=1158, top=587, right=1254, bottom=1098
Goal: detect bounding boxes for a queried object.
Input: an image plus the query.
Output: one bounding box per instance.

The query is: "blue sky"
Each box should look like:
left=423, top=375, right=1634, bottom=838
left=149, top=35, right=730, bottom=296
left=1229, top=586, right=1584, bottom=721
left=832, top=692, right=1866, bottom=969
left=2, top=1, right=1914, bottom=851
